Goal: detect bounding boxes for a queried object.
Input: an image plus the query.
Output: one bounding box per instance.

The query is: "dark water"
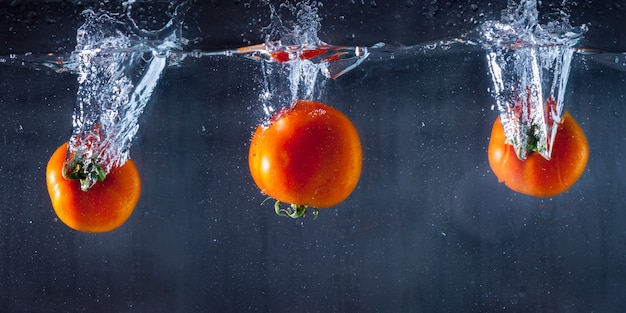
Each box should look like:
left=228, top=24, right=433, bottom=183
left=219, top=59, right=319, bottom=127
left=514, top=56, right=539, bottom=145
left=1, top=1, right=626, bottom=312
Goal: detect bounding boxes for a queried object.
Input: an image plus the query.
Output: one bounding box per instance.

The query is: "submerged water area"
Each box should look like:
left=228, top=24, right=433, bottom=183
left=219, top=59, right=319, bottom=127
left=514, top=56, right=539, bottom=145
left=1, top=0, right=626, bottom=312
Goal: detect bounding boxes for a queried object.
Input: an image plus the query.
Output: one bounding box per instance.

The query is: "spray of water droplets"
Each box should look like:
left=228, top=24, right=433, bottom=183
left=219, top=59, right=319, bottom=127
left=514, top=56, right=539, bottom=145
left=65, top=4, right=185, bottom=190
left=255, top=2, right=325, bottom=121
left=481, top=0, right=586, bottom=160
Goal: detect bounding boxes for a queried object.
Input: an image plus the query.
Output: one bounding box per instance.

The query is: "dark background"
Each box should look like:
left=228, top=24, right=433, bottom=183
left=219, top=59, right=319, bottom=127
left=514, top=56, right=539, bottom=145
left=1, top=1, right=625, bottom=312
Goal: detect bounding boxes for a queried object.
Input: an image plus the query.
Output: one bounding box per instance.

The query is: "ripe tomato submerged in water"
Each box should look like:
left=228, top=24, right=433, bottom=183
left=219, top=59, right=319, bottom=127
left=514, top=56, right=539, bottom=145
left=46, top=142, right=141, bottom=233
left=488, top=111, right=589, bottom=197
left=248, top=100, right=362, bottom=208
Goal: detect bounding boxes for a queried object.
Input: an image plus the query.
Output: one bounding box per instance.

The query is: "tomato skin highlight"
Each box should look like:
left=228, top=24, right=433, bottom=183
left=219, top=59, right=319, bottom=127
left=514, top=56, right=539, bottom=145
left=249, top=100, right=362, bottom=208
left=46, top=142, right=141, bottom=233
left=488, top=111, right=589, bottom=197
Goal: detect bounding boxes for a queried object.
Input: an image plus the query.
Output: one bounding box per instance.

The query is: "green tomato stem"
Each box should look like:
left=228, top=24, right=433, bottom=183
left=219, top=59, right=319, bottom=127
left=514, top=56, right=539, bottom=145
left=62, top=157, right=107, bottom=191
left=273, top=200, right=318, bottom=219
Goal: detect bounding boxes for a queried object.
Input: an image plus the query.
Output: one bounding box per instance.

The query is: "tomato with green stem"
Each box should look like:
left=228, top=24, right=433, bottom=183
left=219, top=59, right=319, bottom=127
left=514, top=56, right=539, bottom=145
left=488, top=111, right=589, bottom=197
left=249, top=100, right=362, bottom=218
left=46, top=142, right=141, bottom=233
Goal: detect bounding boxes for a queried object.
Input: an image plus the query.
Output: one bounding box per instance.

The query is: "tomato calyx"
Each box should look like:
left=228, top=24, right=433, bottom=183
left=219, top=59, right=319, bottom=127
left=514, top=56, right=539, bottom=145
left=511, top=116, right=554, bottom=160
left=62, top=156, right=106, bottom=192
left=264, top=198, right=320, bottom=220
left=275, top=201, right=320, bottom=220
left=522, top=123, right=540, bottom=156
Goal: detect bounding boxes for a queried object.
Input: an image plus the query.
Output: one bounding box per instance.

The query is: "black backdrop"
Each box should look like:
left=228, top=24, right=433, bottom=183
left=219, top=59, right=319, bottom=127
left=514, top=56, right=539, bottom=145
left=1, top=1, right=626, bottom=312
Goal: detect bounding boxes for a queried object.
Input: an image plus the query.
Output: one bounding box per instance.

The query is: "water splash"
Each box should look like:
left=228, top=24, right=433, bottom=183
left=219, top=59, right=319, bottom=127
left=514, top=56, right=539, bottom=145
left=5, top=0, right=622, bottom=169
left=238, top=1, right=370, bottom=122
left=64, top=4, right=185, bottom=190
left=481, top=0, right=586, bottom=160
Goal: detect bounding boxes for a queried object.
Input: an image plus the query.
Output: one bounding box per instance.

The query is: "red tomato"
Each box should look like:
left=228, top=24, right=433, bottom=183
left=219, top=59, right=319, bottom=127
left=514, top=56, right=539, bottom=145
left=488, top=111, right=589, bottom=197
left=46, top=142, right=141, bottom=233
left=270, top=48, right=328, bottom=63
left=299, top=48, right=328, bottom=60
left=270, top=50, right=291, bottom=62
left=249, top=100, right=362, bottom=212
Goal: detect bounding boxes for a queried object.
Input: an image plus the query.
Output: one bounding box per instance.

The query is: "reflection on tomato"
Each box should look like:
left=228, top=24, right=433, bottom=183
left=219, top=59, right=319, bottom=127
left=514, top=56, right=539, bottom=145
left=249, top=100, right=362, bottom=215
left=269, top=50, right=291, bottom=62
left=46, top=142, right=141, bottom=233
left=299, top=48, right=328, bottom=60
left=270, top=48, right=329, bottom=63
left=488, top=111, right=589, bottom=197
left=268, top=47, right=346, bottom=64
